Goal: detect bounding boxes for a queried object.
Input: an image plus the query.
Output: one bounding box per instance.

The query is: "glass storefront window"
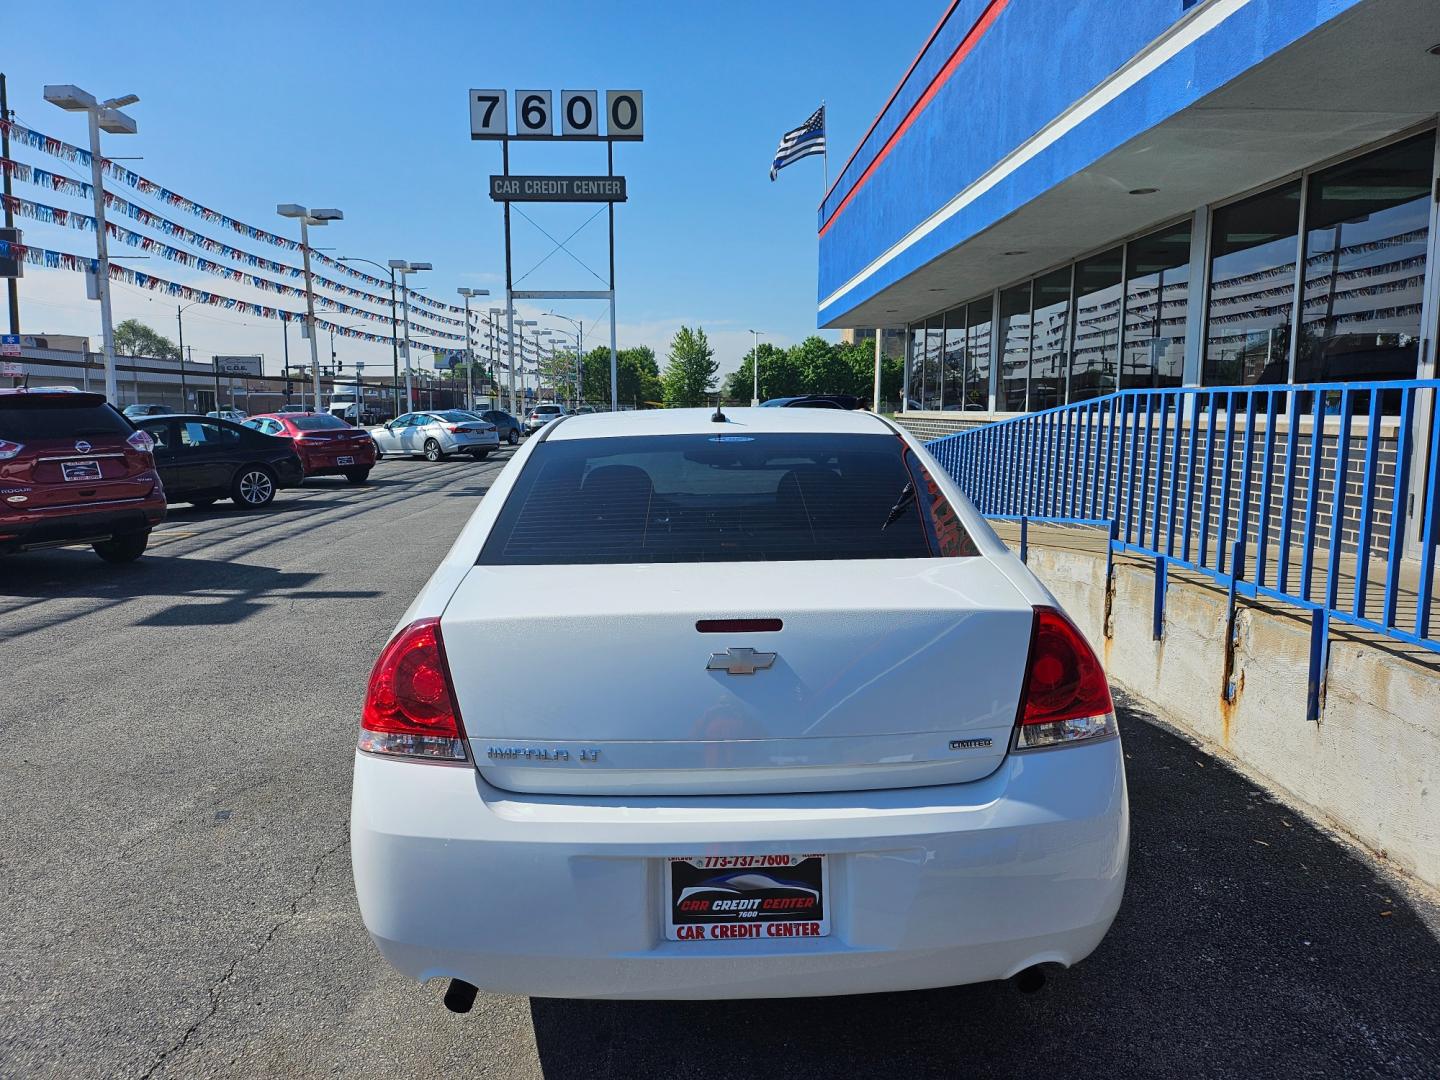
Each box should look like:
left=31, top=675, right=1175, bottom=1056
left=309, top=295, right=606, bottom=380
left=907, top=326, right=923, bottom=407
left=1122, top=222, right=1191, bottom=388
left=942, top=307, right=966, bottom=409
left=927, top=319, right=950, bottom=411
left=965, top=296, right=993, bottom=410
left=1069, top=247, right=1124, bottom=401
left=999, top=283, right=1033, bottom=411
left=1296, top=131, right=1433, bottom=384
left=1029, top=268, right=1072, bottom=409
left=1204, top=180, right=1302, bottom=385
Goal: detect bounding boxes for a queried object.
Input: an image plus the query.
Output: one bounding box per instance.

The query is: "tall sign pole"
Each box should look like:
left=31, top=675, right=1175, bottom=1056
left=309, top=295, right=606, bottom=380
left=471, top=87, right=642, bottom=412
left=607, top=140, right=618, bottom=412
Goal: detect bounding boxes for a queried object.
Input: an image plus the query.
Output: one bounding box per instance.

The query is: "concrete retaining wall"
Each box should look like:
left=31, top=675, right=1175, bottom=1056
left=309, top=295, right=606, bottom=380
left=1024, top=539, right=1440, bottom=890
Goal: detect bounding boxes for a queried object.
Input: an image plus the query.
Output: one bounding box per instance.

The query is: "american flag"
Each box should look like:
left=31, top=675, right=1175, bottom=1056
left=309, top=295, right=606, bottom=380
left=770, top=105, right=826, bottom=182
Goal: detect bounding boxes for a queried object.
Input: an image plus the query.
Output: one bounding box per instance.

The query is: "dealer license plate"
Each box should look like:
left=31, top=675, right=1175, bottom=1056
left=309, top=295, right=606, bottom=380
left=665, top=854, right=829, bottom=942
left=336, top=455, right=354, bottom=465
left=61, top=460, right=103, bottom=482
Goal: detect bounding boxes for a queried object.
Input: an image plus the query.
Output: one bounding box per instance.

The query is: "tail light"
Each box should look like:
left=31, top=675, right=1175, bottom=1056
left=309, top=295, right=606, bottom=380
left=1014, top=607, right=1114, bottom=750
left=443, top=424, right=461, bottom=433
left=359, top=618, right=469, bottom=762
left=126, top=430, right=154, bottom=453
left=0, top=439, right=24, bottom=460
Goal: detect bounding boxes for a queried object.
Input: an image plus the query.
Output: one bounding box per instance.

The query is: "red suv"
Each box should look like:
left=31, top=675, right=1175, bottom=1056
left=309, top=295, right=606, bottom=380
left=244, top=412, right=376, bottom=483
left=0, top=388, right=166, bottom=562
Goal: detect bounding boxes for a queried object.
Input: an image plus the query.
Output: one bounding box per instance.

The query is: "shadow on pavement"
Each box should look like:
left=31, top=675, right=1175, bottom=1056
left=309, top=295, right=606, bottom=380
left=0, top=550, right=382, bottom=632
left=529, top=704, right=1440, bottom=1079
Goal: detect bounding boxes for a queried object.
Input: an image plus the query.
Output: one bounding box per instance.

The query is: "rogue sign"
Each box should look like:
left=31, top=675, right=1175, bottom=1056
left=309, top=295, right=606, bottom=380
left=489, top=175, right=627, bottom=203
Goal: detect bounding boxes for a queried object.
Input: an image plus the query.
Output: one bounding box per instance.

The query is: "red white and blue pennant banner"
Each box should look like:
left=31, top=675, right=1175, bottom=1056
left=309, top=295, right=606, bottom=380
left=0, top=119, right=471, bottom=318
left=0, top=238, right=450, bottom=352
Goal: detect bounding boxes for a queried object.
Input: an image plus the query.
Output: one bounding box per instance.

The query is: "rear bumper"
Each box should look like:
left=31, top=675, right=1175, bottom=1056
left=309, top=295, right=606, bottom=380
left=299, top=446, right=375, bottom=476
left=351, top=735, right=1128, bottom=1000
left=445, top=433, right=501, bottom=451
left=0, top=497, right=166, bottom=552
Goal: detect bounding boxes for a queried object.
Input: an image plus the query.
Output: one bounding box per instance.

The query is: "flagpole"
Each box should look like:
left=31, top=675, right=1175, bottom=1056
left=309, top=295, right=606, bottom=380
left=821, top=100, right=828, bottom=196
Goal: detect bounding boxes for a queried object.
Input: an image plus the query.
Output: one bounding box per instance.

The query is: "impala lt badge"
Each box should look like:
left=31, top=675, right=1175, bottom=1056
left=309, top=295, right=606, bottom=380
left=706, top=647, right=777, bottom=676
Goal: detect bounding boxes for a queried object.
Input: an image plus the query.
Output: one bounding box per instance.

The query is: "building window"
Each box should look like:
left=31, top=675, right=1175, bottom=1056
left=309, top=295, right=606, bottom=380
left=907, top=325, right=924, bottom=405
left=923, top=316, right=944, bottom=409
left=1204, top=180, right=1303, bottom=385
left=999, top=283, right=1033, bottom=411
left=1069, top=247, right=1124, bottom=401
left=965, top=296, right=993, bottom=410
left=1029, top=268, right=1072, bottom=409
left=1122, top=222, right=1190, bottom=388
left=942, top=306, right=966, bottom=408
left=1296, top=131, right=1434, bottom=385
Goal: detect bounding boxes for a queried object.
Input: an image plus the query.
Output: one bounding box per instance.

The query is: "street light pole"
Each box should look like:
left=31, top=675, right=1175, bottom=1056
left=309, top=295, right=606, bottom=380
left=544, top=312, right=585, bottom=408
left=749, top=329, right=765, bottom=406
left=45, top=85, right=139, bottom=404
left=387, top=260, right=431, bottom=411
left=513, top=318, right=537, bottom=415
left=457, top=288, right=490, bottom=411
left=339, top=256, right=404, bottom=418
left=278, top=204, right=343, bottom=413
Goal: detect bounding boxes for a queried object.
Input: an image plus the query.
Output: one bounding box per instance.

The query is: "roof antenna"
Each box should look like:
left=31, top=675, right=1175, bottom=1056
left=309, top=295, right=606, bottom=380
left=711, top=398, right=727, bottom=423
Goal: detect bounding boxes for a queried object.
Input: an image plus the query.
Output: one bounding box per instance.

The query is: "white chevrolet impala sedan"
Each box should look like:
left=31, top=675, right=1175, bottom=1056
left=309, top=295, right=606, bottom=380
left=351, top=406, right=1128, bottom=1004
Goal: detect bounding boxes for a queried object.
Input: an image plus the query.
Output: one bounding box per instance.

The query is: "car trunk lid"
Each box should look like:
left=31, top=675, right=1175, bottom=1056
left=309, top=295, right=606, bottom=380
left=441, top=558, right=1033, bottom=796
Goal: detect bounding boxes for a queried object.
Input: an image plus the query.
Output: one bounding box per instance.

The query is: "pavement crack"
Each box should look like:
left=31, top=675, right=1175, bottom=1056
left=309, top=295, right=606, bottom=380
left=136, top=824, right=351, bottom=1080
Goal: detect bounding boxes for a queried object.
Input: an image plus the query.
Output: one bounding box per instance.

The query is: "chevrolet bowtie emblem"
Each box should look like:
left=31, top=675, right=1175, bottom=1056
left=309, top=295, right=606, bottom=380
left=706, top=647, right=777, bottom=676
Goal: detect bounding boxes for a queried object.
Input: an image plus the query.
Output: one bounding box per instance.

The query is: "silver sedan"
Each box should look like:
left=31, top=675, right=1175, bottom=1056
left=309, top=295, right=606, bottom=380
left=370, top=410, right=500, bottom=461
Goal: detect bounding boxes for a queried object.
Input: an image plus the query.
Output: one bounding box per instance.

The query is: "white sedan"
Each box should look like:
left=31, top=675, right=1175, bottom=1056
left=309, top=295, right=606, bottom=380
left=369, top=410, right=499, bottom=461
left=351, top=407, right=1128, bottom=1003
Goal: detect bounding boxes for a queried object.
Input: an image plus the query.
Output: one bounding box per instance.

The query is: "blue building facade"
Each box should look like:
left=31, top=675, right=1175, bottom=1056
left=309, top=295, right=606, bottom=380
left=818, top=0, right=1440, bottom=417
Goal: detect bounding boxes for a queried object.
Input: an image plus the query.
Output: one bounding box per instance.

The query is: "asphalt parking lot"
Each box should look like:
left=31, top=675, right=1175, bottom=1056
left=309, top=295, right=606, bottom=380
left=2, top=451, right=1438, bottom=1079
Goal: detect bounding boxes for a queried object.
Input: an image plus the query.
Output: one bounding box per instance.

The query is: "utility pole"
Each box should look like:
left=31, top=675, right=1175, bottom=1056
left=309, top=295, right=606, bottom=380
left=1, top=74, right=18, bottom=335
left=175, top=303, right=194, bottom=409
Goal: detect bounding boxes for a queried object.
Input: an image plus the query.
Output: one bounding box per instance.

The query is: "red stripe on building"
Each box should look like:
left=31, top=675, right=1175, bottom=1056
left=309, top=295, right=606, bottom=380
left=818, top=0, right=1009, bottom=240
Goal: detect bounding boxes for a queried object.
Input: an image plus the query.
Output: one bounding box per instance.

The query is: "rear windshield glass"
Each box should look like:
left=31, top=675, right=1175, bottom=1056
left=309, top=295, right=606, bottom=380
left=435, top=410, right=476, bottom=423
left=290, top=415, right=348, bottom=431
left=0, top=398, right=131, bottom=441
left=478, top=433, right=977, bottom=565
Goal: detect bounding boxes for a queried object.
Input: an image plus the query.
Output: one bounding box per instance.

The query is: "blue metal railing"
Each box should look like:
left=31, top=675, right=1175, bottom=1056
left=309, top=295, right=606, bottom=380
left=927, top=380, right=1440, bottom=720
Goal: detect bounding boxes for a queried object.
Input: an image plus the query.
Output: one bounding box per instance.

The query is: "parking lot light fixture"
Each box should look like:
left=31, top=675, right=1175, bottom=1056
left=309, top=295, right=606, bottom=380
left=388, top=261, right=430, bottom=408
left=458, top=288, right=490, bottom=410
left=45, top=84, right=139, bottom=405
left=749, top=330, right=765, bottom=406
left=278, top=203, right=344, bottom=410
left=340, top=256, right=405, bottom=417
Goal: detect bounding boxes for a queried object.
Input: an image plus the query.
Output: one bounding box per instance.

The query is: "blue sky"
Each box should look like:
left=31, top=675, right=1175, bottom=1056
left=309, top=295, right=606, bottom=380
left=6, top=0, right=938, bottom=377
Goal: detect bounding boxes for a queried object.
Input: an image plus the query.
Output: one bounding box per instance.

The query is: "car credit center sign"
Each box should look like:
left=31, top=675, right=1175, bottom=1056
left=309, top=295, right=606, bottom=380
left=489, top=176, right=626, bottom=202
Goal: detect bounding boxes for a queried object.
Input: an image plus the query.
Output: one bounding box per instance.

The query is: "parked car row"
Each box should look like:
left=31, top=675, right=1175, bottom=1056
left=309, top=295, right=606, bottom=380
left=1, top=390, right=534, bottom=564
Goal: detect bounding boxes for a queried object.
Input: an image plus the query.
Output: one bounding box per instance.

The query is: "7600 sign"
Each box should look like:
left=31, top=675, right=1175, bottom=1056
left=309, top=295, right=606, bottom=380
left=469, top=89, right=643, bottom=142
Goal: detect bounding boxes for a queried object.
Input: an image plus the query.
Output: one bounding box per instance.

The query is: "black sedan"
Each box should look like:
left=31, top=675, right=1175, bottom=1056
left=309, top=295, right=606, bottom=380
left=470, top=409, right=524, bottom=445
left=132, top=414, right=305, bottom=509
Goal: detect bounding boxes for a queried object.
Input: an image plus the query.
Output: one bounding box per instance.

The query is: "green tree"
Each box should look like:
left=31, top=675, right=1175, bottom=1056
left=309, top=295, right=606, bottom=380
left=660, top=327, right=717, bottom=408
left=114, top=319, right=179, bottom=359
left=724, top=342, right=798, bottom=402
left=581, top=345, right=663, bottom=407
left=792, top=335, right=862, bottom=397
left=537, top=346, right=577, bottom=399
